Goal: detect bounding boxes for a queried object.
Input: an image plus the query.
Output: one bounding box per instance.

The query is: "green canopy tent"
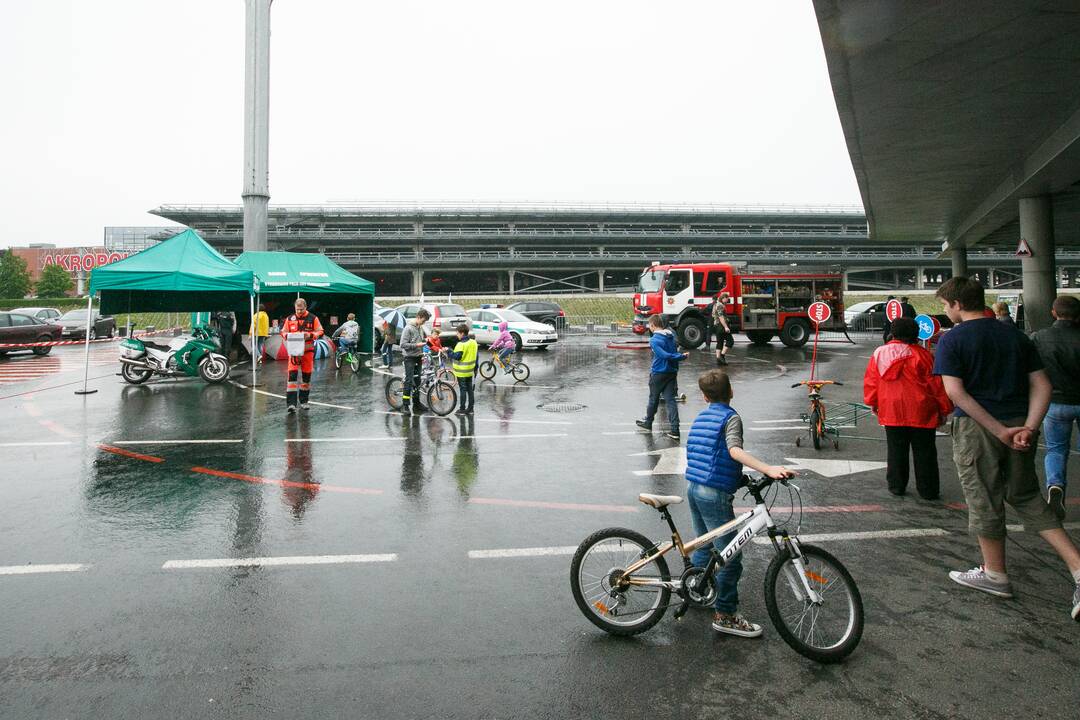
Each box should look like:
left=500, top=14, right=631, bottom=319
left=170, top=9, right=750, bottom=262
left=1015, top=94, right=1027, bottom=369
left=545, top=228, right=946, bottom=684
left=233, top=251, right=375, bottom=352
left=77, top=229, right=259, bottom=394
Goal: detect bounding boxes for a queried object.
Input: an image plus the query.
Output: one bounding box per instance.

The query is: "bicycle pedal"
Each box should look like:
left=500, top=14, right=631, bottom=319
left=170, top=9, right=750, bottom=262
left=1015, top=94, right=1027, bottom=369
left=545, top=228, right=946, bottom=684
left=673, top=601, right=690, bottom=620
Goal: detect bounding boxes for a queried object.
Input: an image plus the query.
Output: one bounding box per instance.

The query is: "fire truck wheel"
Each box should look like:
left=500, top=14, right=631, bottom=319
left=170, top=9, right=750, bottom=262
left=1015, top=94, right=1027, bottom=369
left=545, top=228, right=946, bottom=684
left=676, top=317, right=706, bottom=349
left=746, top=331, right=774, bottom=346
left=779, top=319, right=811, bottom=348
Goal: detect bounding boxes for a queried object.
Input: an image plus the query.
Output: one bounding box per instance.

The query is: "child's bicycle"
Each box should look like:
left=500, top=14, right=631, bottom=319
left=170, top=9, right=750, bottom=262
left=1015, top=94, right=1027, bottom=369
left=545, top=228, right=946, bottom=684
left=792, top=379, right=843, bottom=450
left=385, top=354, right=458, bottom=416
left=477, top=349, right=530, bottom=382
left=334, top=339, right=361, bottom=373
left=569, top=473, right=864, bottom=664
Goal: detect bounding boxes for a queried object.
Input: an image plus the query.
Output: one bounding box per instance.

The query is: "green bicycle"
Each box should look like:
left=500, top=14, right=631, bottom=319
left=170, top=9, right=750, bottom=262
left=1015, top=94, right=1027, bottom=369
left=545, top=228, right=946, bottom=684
left=334, top=339, right=361, bottom=373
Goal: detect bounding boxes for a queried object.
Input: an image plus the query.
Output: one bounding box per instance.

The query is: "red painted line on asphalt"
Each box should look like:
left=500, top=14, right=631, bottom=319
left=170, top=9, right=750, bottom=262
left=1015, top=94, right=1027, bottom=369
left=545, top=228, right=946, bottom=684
left=190, top=466, right=382, bottom=495
left=97, top=444, right=165, bottom=463
left=469, top=497, right=639, bottom=513
left=39, top=419, right=77, bottom=438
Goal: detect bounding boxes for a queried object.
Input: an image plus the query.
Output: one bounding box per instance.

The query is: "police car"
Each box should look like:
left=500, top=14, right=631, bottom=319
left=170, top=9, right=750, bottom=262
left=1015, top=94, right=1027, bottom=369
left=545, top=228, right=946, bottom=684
left=466, top=307, right=558, bottom=351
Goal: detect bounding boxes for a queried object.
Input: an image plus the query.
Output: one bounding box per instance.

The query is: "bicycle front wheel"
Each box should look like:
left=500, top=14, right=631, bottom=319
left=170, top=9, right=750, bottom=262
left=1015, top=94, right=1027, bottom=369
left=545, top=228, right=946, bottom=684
left=764, top=543, right=863, bottom=664
left=385, top=377, right=404, bottom=410
left=427, top=380, right=458, bottom=416
left=511, top=362, right=530, bottom=382
left=810, top=407, right=823, bottom=450
left=334, top=352, right=343, bottom=369
left=570, top=527, right=670, bottom=636
left=478, top=360, right=495, bottom=380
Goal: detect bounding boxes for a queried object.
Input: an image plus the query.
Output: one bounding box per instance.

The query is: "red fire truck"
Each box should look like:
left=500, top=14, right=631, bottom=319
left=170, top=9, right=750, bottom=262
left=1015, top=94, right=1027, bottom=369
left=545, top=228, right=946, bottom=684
left=631, top=262, right=845, bottom=348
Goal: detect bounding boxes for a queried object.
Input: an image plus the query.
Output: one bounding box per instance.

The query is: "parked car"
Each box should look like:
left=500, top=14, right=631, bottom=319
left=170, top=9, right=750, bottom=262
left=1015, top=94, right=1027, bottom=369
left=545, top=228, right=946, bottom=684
left=504, top=300, right=565, bottom=329
left=58, top=309, right=116, bottom=340
left=0, top=312, right=63, bottom=356
left=11, top=307, right=62, bottom=323
left=466, top=307, right=558, bottom=351
left=843, top=301, right=887, bottom=332
left=395, top=302, right=469, bottom=340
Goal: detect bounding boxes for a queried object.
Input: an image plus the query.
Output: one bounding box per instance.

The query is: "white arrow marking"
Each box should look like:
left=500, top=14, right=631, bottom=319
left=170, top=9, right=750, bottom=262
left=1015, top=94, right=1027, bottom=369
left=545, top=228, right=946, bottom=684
left=630, top=447, right=687, bottom=476
left=784, top=457, right=888, bottom=478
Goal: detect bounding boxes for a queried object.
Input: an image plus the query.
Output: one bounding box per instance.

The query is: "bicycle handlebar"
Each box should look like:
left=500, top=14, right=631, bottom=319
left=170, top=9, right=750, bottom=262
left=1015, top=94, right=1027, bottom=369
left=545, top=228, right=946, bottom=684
left=791, top=380, right=843, bottom=388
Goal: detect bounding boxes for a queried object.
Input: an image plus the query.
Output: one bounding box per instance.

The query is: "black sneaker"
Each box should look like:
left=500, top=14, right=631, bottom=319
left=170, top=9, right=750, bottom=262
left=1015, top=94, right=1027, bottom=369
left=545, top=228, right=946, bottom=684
left=1048, top=485, right=1066, bottom=523
left=635, top=420, right=652, bottom=431
left=1072, top=582, right=1080, bottom=622
left=666, top=430, right=680, bottom=441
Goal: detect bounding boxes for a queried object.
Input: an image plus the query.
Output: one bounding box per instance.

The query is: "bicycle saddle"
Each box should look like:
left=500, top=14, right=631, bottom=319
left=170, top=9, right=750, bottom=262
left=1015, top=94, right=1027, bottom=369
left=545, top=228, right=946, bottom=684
left=638, top=493, right=683, bottom=509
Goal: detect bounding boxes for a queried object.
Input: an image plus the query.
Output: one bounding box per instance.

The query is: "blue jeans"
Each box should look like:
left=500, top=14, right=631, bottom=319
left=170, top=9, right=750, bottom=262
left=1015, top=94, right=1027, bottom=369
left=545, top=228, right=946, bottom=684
left=644, top=372, right=679, bottom=433
left=381, top=343, right=394, bottom=367
left=687, top=482, right=742, bottom=614
left=338, top=338, right=356, bottom=353
left=497, top=347, right=513, bottom=364
left=1044, top=402, right=1080, bottom=490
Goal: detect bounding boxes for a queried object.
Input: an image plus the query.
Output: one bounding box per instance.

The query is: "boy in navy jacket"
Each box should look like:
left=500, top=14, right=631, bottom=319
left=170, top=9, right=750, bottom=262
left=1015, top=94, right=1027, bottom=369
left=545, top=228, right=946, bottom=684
left=687, top=369, right=794, bottom=636
left=637, top=314, right=688, bottom=439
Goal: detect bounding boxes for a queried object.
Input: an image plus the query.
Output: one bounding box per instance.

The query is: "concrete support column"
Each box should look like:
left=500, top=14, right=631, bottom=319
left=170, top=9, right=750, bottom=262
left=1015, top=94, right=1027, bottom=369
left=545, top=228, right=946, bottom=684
left=987, top=268, right=996, bottom=289
left=915, top=266, right=925, bottom=290
left=411, top=269, right=423, bottom=297
left=951, top=247, right=968, bottom=278
left=497, top=273, right=505, bottom=293
left=508, top=270, right=516, bottom=295
left=1019, top=195, right=1057, bottom=332
left=241, top=0, right=272, bottom=252
left=597, top=270, right=605, bottom=292
left=841, top=271, right=849, bottom=293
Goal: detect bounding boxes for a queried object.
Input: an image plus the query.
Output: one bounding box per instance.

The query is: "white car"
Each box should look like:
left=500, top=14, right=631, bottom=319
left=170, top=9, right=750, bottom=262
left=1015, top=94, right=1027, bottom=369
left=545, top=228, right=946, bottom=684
left=467, top=308, right=558, bottom=351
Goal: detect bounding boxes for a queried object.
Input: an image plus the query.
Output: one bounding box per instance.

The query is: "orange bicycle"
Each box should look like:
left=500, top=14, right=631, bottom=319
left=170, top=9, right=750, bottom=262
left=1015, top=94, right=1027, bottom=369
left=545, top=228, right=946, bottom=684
left=792, top=380, right=843, bottom=450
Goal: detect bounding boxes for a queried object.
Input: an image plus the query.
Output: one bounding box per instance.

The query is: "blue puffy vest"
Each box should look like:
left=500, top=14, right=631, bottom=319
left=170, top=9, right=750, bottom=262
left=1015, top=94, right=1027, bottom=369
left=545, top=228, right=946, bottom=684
left=685, top=403, right=743, bottom=492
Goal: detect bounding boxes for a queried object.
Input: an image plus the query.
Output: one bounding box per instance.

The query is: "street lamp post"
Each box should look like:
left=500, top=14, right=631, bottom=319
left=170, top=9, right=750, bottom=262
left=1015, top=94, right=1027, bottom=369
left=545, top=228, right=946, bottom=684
left=242, top=0, right=272, bottom=252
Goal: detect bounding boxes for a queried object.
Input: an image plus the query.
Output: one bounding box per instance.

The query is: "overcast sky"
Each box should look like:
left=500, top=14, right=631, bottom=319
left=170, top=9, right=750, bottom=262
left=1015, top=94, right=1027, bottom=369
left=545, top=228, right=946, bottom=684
left=0, top=1, right=860, bottom=248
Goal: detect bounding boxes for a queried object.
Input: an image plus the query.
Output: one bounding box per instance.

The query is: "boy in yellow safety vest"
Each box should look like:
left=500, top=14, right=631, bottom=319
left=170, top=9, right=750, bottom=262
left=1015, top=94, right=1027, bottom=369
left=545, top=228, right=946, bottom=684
left=450, top=323, right=478, bottom=415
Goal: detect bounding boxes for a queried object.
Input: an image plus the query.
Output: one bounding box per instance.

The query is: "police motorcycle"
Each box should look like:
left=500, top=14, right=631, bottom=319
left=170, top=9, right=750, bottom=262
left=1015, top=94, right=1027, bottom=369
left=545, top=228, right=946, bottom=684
left=118, top=324, right=230, bottom=384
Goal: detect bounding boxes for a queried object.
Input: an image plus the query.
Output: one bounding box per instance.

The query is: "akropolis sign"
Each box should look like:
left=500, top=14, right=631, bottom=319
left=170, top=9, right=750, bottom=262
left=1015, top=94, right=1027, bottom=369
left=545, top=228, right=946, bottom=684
left=42, top=249, right=129, bottom=272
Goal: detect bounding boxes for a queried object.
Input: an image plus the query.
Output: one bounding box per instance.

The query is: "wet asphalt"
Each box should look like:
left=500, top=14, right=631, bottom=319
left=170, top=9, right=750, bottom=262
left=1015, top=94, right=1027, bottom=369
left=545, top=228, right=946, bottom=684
left=1, top=336, right=1078, bottom=719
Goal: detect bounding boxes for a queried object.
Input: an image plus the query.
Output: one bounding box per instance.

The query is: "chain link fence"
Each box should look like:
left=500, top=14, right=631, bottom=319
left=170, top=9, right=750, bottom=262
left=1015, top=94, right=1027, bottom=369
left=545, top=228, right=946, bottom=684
left=377, top=294, right=634, bottom=335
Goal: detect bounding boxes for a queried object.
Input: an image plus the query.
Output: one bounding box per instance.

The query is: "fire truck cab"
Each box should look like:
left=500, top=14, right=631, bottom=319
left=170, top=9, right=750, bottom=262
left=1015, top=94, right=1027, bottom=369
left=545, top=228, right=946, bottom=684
left=632, top=262, right=844, bottom=349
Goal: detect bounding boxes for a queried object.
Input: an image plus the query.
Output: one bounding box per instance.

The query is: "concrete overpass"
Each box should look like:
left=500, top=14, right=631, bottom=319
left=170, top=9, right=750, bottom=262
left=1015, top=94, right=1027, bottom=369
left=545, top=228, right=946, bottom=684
left=148, top=203, right=1078, bottom=295
left=813, top=0, right=1080, bottom=328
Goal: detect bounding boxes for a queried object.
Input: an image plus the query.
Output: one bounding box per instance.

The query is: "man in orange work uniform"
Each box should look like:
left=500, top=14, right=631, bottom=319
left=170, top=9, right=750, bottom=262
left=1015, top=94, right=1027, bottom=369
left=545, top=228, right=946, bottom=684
left=282, top=297, right=324, bottom=413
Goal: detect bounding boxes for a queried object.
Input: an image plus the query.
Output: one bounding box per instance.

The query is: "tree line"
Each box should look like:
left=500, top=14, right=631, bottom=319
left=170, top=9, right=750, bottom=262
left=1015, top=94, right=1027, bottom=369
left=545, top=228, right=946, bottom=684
left=0, top=250, right=73, bottom=299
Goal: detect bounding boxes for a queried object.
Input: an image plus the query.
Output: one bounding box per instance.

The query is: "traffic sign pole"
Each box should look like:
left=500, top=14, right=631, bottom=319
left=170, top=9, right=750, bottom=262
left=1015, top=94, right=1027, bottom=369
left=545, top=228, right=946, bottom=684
left=807, top=301, right=832, bottom=381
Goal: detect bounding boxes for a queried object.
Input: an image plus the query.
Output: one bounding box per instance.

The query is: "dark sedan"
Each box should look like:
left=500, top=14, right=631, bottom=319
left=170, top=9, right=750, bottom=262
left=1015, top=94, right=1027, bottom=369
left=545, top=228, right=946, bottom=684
left=0, top=312, right=63, bottom=356
left=504, top=300, right=565, bottom=329
left=58, top=309, right=116, bottom=340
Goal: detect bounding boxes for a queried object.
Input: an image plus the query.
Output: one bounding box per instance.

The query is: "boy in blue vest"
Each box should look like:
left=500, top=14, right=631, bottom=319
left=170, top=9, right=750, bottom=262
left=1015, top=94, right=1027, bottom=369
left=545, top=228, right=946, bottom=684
left=687, top=369, right=795, bottom=636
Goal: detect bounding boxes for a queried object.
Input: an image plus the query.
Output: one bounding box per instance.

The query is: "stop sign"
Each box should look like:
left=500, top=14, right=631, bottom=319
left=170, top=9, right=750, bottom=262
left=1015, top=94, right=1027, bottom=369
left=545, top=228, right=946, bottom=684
left=886, top=299, right=904, bottom=322
left=808, top=301, right=832, bottom=325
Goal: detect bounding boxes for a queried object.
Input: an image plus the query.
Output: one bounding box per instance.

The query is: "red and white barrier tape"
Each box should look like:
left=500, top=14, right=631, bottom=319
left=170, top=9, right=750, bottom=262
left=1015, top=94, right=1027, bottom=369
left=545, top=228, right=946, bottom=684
left=0, top=327, right=183, bottom=350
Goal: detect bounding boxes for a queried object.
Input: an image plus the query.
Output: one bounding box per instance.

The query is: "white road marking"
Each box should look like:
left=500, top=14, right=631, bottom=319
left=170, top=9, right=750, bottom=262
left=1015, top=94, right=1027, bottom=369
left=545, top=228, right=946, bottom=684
left=284, top=437, right=408, bottom=443
left=482, top=383, right=562, bottom=390
left=603, top=430, right=650, bottom=436
left=468, top=544, right=626, bottom=559
left=230, top=380, right=355, bottom=410
left=752, top=418, right=805, bottom=424
left=752, top=528, right=950, bottom=544
left=162, top=554, right=398, bottom=569
left=630, top=446, right=686, bottom=476
left=0, top=441, right=73, bottom=447
left=784, top=457, right=888, bottom=478
left=1007, top=522, right=1080, bottom=532
left=747, top=426, right=808, bottom=431
left=112, top=439, right=244, bottom=445
left=457, top=433, right=568, bottom=440
left=477, top=418, right=574, bottom=426
left=0, top=563, right=90, bottom=575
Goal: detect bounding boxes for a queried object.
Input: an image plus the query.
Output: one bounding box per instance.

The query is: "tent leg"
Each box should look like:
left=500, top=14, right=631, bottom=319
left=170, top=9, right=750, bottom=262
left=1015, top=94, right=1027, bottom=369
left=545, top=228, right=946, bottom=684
left=74, top=295, right=98, bottom=396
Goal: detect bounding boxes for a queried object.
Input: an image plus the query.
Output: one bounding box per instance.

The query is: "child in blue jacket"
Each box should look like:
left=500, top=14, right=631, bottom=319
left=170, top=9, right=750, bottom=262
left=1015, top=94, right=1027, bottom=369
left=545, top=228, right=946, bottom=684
left=686, top=369, right=794, bottom=637
left=636, top=314, right=688, bottom=439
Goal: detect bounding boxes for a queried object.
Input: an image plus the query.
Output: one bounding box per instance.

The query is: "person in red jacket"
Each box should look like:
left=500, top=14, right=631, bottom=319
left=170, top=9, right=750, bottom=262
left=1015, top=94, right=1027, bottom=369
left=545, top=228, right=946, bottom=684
left=282, top=297, right=324, bottom=413
left=863, top=317, right=953, bottom=499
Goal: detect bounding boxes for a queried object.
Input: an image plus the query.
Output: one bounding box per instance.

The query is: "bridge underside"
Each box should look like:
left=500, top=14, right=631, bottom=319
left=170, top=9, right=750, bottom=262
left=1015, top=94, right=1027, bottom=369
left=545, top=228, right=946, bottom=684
left=149, top=203, right=1080, bottom=295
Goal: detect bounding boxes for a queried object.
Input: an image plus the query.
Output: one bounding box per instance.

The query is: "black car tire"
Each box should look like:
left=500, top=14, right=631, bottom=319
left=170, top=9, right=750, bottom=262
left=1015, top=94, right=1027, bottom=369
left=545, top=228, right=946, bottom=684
left=31, top=335, right=53, bottom=356
left=89, top=328, right=97, bottom=341
left=106, top=324, right=114, bottom=338
left=511, top=332, right=522, bottom=352
left=746, top=330, right=774, bottom=345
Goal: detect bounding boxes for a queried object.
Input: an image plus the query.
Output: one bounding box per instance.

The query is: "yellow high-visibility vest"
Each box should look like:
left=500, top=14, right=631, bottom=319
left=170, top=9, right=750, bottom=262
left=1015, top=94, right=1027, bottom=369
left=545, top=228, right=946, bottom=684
left=452, top=338, right=478, bottom=378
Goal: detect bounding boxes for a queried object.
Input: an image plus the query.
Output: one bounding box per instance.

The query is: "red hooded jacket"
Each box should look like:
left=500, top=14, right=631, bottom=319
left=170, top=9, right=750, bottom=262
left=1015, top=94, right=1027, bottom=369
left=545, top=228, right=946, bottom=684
left=863, top=340, right=953, bottom=428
